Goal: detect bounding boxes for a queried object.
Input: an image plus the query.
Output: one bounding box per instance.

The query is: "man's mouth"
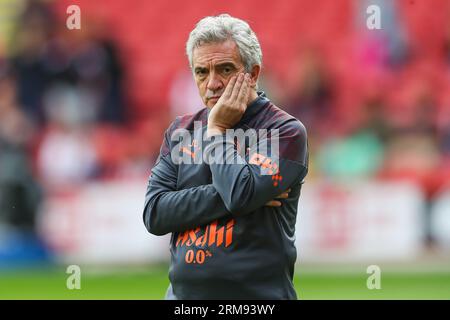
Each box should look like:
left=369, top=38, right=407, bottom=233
left=207, top=96, right=221, bottom=105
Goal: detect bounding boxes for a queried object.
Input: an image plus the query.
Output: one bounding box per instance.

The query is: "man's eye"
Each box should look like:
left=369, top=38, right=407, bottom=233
left=223, top=67, right=232, bottom=74
left=196, top=70, right=207, bottom=77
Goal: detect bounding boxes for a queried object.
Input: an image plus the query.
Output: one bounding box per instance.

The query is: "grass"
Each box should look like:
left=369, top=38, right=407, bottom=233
left=296, top=272, right=450, bottom=299
left=0, top=265, right=449, bottom=300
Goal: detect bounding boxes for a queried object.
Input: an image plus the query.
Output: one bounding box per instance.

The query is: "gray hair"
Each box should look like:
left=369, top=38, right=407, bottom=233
left=186, top=14, right=262, bottom=72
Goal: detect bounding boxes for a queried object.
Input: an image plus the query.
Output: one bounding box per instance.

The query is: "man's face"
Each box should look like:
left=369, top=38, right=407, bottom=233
left=192, top=39, right=246, bottom=108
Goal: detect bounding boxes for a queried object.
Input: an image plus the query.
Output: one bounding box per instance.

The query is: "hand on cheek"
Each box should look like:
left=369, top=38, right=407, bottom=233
left=207, top=72, right=251, bottom=136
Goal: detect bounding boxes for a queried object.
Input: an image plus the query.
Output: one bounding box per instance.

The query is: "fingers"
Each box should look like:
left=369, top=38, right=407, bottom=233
left=222, top=72, right=251, bottom=105
left=274, top=188, right=292, bottom=199
left=230, top=73, right=245, bottom=102
left=274, top=192, right=289, bottom=199
left=221, top=72, right=249, bottom=114
left=265, top=188, right=293, bottom=207
left=238, top=73, right=250, bottom=105
left=265, top=200, right=282, bottom=207
left=222, top=74, right=238, bottom=99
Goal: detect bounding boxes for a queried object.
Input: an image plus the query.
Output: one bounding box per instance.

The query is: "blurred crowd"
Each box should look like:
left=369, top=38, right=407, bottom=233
left=0, top=0, right=449, bottom=253
left=0, top=0, right=127, bottom=238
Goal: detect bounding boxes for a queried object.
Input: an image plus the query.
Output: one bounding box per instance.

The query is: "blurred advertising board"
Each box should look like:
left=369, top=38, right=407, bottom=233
left=431, top=189, right=450, bottom=249
left=37, top=180, right=170, bottom=265
left=296, top=181, right=425, bottom=262
left=38, top=180, right=425, bottom=264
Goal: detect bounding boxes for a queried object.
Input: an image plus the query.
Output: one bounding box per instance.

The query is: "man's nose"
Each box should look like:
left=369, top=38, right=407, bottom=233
left=206, top=73, right=223, bottom=92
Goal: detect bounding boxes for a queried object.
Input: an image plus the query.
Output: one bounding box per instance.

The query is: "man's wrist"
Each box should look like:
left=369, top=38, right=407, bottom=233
left=206, top=126, right=226, bottom=137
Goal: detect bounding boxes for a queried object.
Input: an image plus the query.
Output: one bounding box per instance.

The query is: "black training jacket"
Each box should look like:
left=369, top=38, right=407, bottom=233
left=143, top=92, right=309, bottom=299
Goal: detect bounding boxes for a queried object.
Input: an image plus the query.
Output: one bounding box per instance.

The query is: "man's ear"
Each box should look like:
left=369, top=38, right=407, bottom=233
left=249, top=65, right=261, bottom=89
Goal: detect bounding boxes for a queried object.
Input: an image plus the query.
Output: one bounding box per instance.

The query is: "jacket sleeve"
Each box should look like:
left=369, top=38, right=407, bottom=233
left=205, top=119, right=309, bottom=216
left=143, top=120, right=232, bottom=236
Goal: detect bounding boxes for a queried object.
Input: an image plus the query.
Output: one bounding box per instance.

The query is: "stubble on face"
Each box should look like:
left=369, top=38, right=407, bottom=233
left=192, top=40, right=246, bottom=109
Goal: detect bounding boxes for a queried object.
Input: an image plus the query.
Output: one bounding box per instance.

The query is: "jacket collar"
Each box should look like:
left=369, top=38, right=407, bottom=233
left=240, top=91, right=269, bottom=122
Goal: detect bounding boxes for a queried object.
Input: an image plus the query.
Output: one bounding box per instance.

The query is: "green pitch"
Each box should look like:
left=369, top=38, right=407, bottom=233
left=0, top=265, right=449, bottom=300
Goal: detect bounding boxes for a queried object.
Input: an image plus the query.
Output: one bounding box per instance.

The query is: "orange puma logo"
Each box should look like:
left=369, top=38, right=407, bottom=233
left=180, top=139, right=199, bottom=160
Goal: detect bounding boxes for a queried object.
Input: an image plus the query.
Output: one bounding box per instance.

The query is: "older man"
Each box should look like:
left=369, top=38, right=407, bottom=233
left=143, top=14, right=308, bottom=300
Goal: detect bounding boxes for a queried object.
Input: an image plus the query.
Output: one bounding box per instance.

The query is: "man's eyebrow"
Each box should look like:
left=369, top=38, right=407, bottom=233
left=194, top=66, right=208, bottom=72
left=216, top=62, right=237, bottom=69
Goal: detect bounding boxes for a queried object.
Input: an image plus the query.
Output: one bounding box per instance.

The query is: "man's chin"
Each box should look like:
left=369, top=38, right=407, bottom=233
left=206, top=100, right=218, bottom=108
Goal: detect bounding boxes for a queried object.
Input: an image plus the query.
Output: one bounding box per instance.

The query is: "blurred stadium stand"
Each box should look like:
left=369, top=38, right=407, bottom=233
left=0, top=0, right=450, bottom=266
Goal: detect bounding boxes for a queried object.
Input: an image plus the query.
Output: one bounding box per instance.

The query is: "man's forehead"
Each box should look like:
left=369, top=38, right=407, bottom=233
left=192, top=40, right=242, bottom=66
